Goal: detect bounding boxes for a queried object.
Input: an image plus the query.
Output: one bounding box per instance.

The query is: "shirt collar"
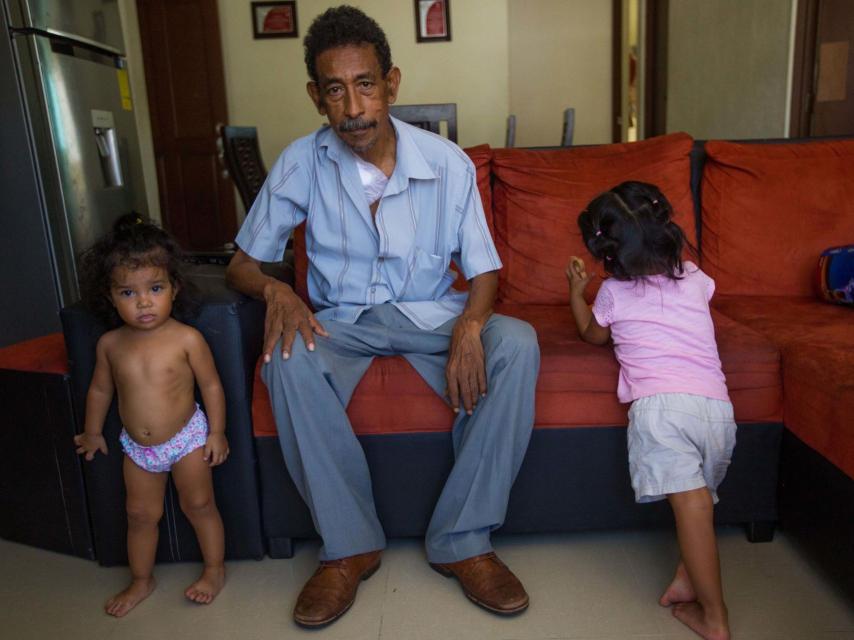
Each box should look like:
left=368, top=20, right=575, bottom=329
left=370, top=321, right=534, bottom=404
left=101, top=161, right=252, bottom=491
left=318, top=115, right=437, bottom=188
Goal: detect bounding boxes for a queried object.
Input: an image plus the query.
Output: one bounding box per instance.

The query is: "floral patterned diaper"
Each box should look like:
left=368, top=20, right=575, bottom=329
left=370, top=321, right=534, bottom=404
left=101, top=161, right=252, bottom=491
left=120, top=405, right=208, bottom=473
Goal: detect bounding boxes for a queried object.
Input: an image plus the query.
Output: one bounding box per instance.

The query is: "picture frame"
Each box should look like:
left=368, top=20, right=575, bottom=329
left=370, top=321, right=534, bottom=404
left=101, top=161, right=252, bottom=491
left=414, top=0, right=451, bottom=43
left=251, top=1, right=298, bottom=39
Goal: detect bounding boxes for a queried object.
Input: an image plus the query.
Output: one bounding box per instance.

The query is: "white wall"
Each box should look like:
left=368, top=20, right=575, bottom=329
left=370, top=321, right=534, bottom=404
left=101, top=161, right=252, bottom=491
left=666, top=0, right=794, bottom=139
left=218, top=0, right=510, bottom=169
left=508, top=0, right=613, bottom=147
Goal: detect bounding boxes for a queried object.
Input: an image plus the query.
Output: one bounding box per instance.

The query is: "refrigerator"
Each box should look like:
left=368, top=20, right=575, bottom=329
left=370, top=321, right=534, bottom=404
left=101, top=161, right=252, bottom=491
left=1, top=0, right=147, bottom=346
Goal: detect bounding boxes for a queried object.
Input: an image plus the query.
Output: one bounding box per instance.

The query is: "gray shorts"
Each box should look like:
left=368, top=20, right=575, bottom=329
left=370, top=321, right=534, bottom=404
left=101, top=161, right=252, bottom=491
left=627, top=393, right=737, bottom=504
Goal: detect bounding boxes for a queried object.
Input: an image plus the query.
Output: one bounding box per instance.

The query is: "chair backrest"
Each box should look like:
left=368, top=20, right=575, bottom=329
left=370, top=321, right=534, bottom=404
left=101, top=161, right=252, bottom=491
left=505, top=114, right=517, bottom=148
left=390, top=103, right=458, bottom=142
left=218, top=125, right=267, bottom=211
left=561, top=107, right=575, bottom=147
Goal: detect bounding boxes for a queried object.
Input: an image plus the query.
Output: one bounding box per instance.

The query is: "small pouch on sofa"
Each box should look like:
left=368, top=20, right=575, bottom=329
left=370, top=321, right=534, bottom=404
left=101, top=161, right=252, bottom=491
left=818, top=245, right=854, bottom=305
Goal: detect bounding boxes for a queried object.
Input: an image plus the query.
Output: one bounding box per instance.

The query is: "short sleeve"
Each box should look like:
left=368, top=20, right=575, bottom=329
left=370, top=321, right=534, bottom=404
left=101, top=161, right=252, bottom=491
left=704, top=273, right=716, bottom=302
left=592, top=284, right=616, bottom=327
left=454, top=166, right=502, bottom=279
left=234, top=144, right=310, bottom=262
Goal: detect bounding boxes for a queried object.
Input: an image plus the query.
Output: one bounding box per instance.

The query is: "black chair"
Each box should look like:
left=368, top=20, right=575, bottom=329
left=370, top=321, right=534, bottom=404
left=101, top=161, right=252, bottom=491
left=218, top=125, right=267, bottom=212
left=561, top=107, right=576, bottom=147
left=505, top=114, right=517, bottom=148
left=390, top=103, right=458, bottom=142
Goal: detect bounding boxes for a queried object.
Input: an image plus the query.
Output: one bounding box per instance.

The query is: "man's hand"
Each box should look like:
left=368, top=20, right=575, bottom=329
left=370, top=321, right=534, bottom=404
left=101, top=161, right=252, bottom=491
left=262, top=279, right=328, bottom=362
left=445, top=316, right=487, bottom=415
left=74, top=433, right=108, bottom=461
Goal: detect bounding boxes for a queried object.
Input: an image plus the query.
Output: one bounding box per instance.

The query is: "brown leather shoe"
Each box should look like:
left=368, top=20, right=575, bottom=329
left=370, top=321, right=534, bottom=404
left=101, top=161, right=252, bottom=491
left=430, top=552, right=529, bottom=615
left=293, top=550, right=382, bottom=628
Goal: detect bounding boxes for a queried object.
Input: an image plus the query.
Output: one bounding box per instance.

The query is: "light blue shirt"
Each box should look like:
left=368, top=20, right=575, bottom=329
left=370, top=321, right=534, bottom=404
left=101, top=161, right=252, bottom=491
left=235, top=117, right=502, bottom=330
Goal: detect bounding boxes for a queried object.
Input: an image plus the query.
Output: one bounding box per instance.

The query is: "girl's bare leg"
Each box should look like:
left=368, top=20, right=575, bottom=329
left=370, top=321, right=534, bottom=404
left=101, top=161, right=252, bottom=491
left=667, top=488, right=730, bottom=640
left=106, top=456, right=168, bottom=617
left=171, top=447, right=226, bottom=604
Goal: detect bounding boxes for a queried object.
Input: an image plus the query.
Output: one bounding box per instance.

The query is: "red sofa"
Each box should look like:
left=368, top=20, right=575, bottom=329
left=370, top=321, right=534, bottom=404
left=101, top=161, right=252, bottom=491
left=251, top=132, right=854, bottom=560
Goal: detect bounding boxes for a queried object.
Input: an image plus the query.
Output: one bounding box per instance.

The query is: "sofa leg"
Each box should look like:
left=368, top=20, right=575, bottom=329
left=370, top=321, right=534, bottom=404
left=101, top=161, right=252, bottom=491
left=745, top=521, right=776, bottom=543
left=268, top=536, right=295, bottom=559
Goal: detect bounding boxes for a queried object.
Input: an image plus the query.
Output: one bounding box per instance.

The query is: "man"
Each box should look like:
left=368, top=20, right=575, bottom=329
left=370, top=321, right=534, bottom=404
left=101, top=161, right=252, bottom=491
left=226, top=5, right=539, bottom=628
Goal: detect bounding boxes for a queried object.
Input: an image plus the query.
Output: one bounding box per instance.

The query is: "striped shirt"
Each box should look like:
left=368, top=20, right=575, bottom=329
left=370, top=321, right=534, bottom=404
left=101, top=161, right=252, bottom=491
left=235, top=117, right=502, bottom=330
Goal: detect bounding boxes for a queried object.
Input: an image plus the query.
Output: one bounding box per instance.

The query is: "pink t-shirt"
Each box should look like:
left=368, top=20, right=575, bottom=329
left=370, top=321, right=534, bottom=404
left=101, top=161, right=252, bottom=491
left=591, top=261, right=729, bottom=404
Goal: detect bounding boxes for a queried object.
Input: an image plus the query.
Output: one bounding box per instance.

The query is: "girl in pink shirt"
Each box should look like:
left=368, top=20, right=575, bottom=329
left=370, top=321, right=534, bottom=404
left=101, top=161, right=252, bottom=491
left=567, top=181, right=734, bottom=640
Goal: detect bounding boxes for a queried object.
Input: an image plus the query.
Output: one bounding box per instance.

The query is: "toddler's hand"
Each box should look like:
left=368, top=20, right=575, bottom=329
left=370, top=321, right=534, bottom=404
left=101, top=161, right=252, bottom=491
left=74, top=433, right=108, bottom=461
left=204, top=433, right=230, bottom=467
left=566, top=256, right=593, bottom=297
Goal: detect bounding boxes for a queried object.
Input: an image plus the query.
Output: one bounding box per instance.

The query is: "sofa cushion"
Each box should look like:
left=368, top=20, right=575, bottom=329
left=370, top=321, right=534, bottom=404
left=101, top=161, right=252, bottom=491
left=0, top=333, right=68, bottom=375
left=701, top=138, right=854, bottom=297
left=491, top=133, right=697, bottom=305
left=783, top=342, right=854, bottom=480
left=292, top=144, right=493, bottom=303
left=251, top=303, right=781, bottom=437
left=712, top=295, right=854, bottom=349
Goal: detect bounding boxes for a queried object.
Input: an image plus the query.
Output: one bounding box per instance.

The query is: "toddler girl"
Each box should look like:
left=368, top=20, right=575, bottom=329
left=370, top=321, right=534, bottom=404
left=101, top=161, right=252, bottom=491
left=74, top=219, right=229, bottom=616
left=567, top=182, right=735, bottom=640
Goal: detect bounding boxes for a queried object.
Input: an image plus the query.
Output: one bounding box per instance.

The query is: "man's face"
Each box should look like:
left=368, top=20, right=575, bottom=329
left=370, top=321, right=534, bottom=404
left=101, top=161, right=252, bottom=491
left=307, top=44, right=400, bottom=156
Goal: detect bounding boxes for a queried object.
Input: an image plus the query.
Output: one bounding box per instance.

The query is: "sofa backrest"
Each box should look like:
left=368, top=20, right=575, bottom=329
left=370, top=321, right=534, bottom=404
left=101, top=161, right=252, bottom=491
left=491, top=132, right=696, bottom=304
left=700, top=137, right=854, bottom=297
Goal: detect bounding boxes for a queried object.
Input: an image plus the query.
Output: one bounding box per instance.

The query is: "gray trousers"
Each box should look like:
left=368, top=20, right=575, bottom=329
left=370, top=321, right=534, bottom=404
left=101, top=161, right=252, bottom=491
left=262, top=304, right=539, bottom=563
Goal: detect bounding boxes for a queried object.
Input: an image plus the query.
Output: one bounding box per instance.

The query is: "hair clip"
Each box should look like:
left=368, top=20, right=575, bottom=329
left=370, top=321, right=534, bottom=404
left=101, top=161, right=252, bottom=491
left=605, top=255, right=612, bottom=261
left=595, top=230, right=602, bottom=237
left=651, top=199, right=659, bottom=205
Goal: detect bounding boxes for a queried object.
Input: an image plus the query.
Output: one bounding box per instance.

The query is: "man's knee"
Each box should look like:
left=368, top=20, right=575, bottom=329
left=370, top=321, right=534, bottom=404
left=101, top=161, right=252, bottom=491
left=484, top=316, right=539, bottom=364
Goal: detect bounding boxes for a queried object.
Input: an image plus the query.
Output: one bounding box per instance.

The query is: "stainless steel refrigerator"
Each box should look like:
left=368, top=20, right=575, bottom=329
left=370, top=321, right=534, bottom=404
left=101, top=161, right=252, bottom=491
left=1, top=0, right=148, bottom=346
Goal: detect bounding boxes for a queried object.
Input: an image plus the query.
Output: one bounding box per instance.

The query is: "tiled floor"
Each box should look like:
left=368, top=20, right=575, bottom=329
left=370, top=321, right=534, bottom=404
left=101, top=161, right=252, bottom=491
left=1, top=528, right=852, bottom=640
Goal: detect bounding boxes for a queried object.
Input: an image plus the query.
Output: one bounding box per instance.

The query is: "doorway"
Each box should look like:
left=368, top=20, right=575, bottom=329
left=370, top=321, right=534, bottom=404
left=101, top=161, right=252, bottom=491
left=136, top=0, right=236, bottom=250
left=791, top=0, right=854, bottom=137
left=613, top=0, right=668, bottom=143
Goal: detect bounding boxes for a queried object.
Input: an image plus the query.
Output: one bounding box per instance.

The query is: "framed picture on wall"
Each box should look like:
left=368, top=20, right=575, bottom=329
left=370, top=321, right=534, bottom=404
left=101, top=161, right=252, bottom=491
left=414, top=0, right=451, bottom=43
left=251, top=1, right=299, bottom=39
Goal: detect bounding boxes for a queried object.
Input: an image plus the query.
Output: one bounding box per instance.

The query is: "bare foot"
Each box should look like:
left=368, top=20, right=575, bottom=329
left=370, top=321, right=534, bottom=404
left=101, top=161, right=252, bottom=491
left=184, top=565, right=225, bottom=605
left=660, top=562, right=697, bottom=606
left=105, top=577, right=156, bottom=617
left=672, top=601, right=730, bottom=640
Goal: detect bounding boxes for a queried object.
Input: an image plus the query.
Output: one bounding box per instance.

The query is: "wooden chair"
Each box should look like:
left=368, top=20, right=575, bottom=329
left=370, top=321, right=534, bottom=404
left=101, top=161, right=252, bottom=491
left=390, top=103, right=458, bottom=142
left=218, top=125, right=267, bottom=212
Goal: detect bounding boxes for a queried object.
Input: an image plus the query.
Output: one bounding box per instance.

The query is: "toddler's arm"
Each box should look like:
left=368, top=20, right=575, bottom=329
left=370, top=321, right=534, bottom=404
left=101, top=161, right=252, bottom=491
left=186, top=329, right=228, bottom=467
left=566, top=257, right=611, bottom=346
left=74, top=336, right=113, bottom=460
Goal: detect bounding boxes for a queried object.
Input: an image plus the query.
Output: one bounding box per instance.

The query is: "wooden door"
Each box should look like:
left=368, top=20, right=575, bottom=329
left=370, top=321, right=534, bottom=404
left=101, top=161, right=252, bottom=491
left=137, top=0, right=236, bottom=250
left=791, top=0, right=854, bottom=137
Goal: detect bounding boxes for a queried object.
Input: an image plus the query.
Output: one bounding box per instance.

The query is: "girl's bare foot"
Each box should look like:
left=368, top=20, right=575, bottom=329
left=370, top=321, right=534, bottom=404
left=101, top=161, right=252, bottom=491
left=660, top=561, right=697, bottom=606
left=672, top=601, right=731, bottom=640
left=184, top=565, right=225, bottom=604
left=105, top=577, right=156, bottom=617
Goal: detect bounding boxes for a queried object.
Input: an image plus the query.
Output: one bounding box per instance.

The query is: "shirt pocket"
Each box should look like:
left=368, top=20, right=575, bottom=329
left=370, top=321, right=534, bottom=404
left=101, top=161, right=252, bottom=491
left=401, top=247, right=448, bottom=300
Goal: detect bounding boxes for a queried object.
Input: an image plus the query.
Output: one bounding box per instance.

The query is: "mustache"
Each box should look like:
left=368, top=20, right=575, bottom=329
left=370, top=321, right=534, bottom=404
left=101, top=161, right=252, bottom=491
left=338, top=117, right=378, bottom=133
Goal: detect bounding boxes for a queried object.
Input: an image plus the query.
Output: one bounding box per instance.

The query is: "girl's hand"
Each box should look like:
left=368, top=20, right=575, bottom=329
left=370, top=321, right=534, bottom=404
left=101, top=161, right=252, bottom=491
left=74, top=433, right=108, bottom=461
left=204, top=433, right=230, bottom=467
left=566, top=256, right=593, bottom=297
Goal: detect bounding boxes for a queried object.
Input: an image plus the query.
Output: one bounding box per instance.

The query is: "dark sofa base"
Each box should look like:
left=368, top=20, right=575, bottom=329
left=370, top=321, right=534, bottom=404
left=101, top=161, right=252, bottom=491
left=779, top=429, right=854, bottom=602
left=256, top=422, right=783, bottom=559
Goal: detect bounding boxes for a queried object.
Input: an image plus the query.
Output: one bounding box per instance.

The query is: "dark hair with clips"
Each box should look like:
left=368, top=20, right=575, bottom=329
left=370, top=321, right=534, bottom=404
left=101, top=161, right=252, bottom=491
left=577, top=181, right=687, bottom=281
left=78, top=214, right=197, bottom=326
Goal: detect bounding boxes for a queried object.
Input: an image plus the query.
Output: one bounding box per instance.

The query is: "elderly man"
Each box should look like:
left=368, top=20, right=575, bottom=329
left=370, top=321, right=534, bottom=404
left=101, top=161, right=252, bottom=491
left=226, top=5, right=539, bottom=628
